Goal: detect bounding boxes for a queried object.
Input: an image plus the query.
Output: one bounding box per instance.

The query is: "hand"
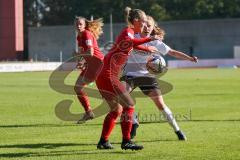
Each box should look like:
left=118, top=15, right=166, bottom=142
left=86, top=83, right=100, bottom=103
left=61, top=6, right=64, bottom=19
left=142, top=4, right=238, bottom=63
left=150, top=35, right=163, bottom=41
left=147, top=46, right=158, bottom=53
left=84, top=48, right=94, bottom=56
left=76, top=58, right=87, bottom=70
left=190, top=56, right=198, bottom=63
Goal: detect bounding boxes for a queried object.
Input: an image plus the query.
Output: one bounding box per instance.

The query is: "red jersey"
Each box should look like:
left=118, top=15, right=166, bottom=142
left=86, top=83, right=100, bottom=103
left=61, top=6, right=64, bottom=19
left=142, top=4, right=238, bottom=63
left=77, top=30, right=104, bottom=61
left=99, top=27, right=152, bottom=78
left=95, top=27, right=153, bottom=99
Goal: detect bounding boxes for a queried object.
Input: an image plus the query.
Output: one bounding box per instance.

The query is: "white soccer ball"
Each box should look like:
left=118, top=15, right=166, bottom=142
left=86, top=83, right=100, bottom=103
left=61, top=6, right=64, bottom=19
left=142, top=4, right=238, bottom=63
left=146, top=55, right=167, bottom=74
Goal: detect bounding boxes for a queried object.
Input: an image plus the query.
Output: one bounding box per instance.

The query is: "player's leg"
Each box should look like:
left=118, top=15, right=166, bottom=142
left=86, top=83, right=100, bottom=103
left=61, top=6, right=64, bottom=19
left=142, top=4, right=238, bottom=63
left=97, top=78, right=143, bottom=150
left=75, top=59, right=103, bottom=123
left=116, top=87, right=143, bottom=150
left=74, top=75, right=95, bottom=123
left=130, top=112, right=139, bottom=139
left=120, top=76, right=139, bottom=139
left=147, top=88, right=187, bottom=140
left=97, top=99, right=122, bottom=149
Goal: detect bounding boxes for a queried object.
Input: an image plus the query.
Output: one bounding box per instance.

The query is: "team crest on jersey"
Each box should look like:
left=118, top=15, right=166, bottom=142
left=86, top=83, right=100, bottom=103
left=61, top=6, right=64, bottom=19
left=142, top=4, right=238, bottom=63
left=86, top=40, right=92, bottom=46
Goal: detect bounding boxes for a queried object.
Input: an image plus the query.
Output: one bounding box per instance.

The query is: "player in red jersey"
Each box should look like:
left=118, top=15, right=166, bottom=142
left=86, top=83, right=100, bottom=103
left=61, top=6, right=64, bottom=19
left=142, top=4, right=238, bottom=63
left=96, top=7, right=162, bottom=150
left=74, top=17, right=104, bottom=123
left=121, top=15, right=198, bottom=140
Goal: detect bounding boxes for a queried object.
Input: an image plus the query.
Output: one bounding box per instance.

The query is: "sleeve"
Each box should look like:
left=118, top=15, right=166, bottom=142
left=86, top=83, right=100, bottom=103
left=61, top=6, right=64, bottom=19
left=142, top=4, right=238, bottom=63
left=124, top=29, right=152, bottom=46
left=155, top=40, right=171, bottom=56
left=134, top=45, right=152, bottom=52
left=83, top=31, right=94, bottom=48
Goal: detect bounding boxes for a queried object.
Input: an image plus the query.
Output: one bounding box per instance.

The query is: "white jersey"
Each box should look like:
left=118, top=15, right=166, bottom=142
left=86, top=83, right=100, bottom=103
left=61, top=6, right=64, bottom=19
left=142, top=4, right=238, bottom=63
left=123, top=34, right=171, bottom=77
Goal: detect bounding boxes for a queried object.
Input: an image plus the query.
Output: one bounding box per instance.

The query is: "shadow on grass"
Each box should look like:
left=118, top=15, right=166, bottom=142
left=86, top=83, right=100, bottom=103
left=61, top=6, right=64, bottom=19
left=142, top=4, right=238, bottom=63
left=110, top=138, right=177, bottom=145
left=0, top=123, right=103, bottom=128
left=0, top=143, right=95, bottom=149
left=138, top=139, right=178, bottom=143
left=139, top=119, right=240, bottom=124
left=0, top=138, right=176, bottom=150
left=0, top=139, right=176, bottom=158
left=0, top=119, right=239, bottom=128
left=0, top=149, right=136, bottom=158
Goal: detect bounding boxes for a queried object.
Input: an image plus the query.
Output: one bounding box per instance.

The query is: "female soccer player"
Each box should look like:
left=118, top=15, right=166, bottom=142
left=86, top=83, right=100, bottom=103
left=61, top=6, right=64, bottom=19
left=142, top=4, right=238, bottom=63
left=96, top=8, right=162, bottom=150
left=74, top=17, right=104, bottom=123
left=121, top=15, right=198, bottom=140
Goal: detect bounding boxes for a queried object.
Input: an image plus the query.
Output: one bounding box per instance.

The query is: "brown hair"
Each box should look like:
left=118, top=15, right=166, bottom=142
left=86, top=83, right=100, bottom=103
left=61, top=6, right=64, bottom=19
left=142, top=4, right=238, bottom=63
left=124, top=7, right=146, bottom=25
left=147, top=16, right=165, bottom=39
left=75, top=16, right=104, bottom=39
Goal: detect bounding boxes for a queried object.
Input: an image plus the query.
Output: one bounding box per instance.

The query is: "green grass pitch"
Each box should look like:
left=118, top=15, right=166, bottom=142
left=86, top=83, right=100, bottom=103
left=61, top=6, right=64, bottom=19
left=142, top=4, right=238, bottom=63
left=0, top=68, right=240, bottom=160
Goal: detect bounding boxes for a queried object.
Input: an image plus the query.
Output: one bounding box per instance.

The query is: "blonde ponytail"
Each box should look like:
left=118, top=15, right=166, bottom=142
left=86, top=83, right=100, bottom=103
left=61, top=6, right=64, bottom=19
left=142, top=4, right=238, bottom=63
left=124, top=6, right=146, bottom=25
left=124, top=7, right=132, bottom=24
left=75, top=16, right=104, bottom=39
left=147, top=16, right=165, bottom=39
left=86, top=18, right=104, bottom=39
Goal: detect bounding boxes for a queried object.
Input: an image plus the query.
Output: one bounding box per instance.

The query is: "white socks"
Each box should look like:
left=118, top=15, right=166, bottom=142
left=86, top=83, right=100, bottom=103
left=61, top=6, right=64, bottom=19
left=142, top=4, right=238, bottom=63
left=162, top=106, right=180, bottom=132
left=131, top=106, right=180, bottom=132
left=132, top=112, right=139, bottom=124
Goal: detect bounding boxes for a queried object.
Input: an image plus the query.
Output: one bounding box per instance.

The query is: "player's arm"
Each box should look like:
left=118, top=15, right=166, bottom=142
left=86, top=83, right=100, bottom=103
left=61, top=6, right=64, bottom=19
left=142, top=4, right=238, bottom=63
left=74, top=47, right=93, bottom=57
left=125, top=30, right=161, bottom=49
left=134, top=45, right=158, bottom=53
left=167, top=49, right=198, bottom=63
left=83, top=47, right=94, bottom=56
left=82, top=32, right=94, bottom=56
left=76, top=56, right=87, bottom=70
left=132, top=35, right=162, bottom=46
left=155, top=40, right=198, bottom=62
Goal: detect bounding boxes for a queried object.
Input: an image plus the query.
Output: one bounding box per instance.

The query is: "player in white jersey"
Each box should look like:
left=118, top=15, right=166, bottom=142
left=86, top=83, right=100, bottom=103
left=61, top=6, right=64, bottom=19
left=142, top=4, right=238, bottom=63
left=121, top=15, right=198, bottom=140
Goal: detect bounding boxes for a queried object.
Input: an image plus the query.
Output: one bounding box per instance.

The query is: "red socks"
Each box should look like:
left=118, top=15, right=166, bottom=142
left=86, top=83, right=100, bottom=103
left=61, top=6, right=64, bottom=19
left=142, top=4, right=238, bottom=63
left=101, top=111, right=121, bottom=141
left=121, top=107, right=134, bottom=141
left=76, top=89, right=91, bottom=112
left=100, top=107, right=134, bottom=141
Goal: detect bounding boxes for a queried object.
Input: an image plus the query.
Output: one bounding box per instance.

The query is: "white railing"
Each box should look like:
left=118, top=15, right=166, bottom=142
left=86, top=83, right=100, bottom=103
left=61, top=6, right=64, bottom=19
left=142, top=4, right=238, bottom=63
left=0, top=62, right=62, bottom=72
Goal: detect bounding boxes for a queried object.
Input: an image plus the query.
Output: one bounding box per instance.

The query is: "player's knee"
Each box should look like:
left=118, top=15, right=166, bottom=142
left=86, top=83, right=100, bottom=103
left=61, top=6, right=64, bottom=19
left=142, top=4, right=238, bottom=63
left=111, top=105, right=123, bottom=114
left=128, top=100, right=135, bottom=106
left=120, top=100, right=135, bottom=107
left=157, top=100, right=166, bottom=110
left=119, top=95, right=135, bottom=106
left=74, top=85, right=84, bottom=95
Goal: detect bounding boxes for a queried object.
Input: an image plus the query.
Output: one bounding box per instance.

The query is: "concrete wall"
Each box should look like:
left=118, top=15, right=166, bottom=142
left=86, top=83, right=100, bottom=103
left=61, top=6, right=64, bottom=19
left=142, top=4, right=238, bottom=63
left=28, top=19, right=240, bottom=62
left=160, top=19, right=240, bottom=59
left=29, top=26, right=76, bottom=62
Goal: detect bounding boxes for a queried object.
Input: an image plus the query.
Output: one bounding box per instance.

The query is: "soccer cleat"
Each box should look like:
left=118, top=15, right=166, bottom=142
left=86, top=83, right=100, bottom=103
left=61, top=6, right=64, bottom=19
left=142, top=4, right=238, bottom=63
left=175, top=130, right=187, bottom=141
left=77, top=110, right=95, bottom=124
left=97, top=140, right=114, bottom=149
left=130, top=123, right=139, bottom=139
left=121, top=140, right=143, bottom=150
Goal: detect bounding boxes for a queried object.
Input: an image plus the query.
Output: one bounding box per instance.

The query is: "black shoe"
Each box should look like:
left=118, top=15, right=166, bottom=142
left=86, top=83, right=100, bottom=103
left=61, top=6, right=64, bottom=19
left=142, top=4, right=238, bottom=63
left=130, top=123, right=139, bottom=139
left=121, top=140, right=143, bottom=150
left=76, top=111, right=95, bottom=124
left=175, top=130, right=187, bottom=141
left=97, top=140, right=114, bottom=149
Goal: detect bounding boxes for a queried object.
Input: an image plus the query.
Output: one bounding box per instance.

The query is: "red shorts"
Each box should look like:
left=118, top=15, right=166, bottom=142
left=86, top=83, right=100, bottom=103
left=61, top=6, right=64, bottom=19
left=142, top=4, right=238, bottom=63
left=80, top=57, right=103, bottom=82
left=96, top=74, right=127, bottom=101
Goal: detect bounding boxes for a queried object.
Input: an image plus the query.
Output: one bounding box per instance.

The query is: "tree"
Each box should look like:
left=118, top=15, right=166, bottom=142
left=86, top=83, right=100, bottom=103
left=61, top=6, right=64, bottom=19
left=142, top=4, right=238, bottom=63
left=24, top=0, right=240, bottom=26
